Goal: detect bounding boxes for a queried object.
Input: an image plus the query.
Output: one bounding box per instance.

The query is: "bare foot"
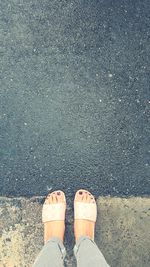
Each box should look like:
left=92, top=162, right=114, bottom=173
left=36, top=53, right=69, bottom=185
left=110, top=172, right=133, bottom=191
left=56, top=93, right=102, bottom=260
left=74, top=189, right=97, bottom=242
left=43, top=191, right=66, bottom=243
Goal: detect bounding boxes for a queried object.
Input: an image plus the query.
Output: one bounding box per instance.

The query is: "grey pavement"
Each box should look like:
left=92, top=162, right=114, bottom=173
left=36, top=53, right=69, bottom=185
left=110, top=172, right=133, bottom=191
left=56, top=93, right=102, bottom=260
left=0, top=0, right=150, bottom=197
left=0, top=196, right=150, bottom=267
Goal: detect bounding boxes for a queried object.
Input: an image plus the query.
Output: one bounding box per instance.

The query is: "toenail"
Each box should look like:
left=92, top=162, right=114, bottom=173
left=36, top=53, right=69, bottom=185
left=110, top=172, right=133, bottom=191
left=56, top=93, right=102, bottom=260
left=57, top=191, right=61, bottom=195
left=79, top=191, right=83, bottom=195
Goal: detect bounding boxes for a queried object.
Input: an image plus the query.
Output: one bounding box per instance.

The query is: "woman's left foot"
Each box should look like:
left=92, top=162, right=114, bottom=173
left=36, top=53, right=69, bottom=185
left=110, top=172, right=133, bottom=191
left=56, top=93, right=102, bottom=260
left=42, top=191, right=66, bottom=243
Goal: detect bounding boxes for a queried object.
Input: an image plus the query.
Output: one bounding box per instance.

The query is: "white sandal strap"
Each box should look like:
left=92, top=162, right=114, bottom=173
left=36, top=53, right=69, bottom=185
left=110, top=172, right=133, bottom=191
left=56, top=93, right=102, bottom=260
left=74, top=202, right=97, bottom=222
left=42, top=203, right=66, bottom=222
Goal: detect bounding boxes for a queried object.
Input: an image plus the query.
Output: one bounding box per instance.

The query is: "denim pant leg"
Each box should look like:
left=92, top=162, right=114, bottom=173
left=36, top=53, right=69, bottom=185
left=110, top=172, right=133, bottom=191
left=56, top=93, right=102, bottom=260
left=33, top=237, right=66, bottom=267
left=74, top=236, right=110, bottom=267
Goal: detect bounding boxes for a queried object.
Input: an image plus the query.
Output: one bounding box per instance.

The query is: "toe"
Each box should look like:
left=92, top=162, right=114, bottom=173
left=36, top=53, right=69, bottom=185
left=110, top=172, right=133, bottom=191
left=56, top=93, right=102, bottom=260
left=56, top=191, right=66, bottom=203
left=90, top=196, right=95, bottom=203
left=89, top=193, right=95, bottom=203
left=86, top=192, right=92, bottom=203
left=82, top=191, right=88, bottom=202
left=44, top=193, right=52, bottom=204
left=50, top=194, right=54, bottom=204
left=52, top=191, right=58, bottom=203
left=75, top=189, right=84, bottom=202
left=44, top=196, right=50, bottom=204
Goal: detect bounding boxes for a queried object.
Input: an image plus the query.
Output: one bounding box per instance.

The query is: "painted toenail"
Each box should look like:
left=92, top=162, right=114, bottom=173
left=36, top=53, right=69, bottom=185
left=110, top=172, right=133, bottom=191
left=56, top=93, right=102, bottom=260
left=79, top=191, right=83, bottom=195
left=57, top=191, right=61, bottom=195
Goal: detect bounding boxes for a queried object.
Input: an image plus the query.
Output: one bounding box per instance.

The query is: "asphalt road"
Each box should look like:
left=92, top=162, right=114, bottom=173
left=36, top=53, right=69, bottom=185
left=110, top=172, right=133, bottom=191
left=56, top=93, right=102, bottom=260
left=0, top=0, right=150, bottom=197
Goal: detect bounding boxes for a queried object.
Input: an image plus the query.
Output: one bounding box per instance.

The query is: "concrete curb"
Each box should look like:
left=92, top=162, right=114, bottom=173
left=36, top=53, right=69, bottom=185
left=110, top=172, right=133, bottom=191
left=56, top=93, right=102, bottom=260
left=0, top=196, right=150, bottom=267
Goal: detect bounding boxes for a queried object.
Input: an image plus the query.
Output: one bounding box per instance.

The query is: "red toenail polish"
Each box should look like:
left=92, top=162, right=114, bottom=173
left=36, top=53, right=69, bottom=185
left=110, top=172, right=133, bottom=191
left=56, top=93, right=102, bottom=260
left=79, top=191, right=82, bottom=195
left=57, top=192, right=61, bottom=195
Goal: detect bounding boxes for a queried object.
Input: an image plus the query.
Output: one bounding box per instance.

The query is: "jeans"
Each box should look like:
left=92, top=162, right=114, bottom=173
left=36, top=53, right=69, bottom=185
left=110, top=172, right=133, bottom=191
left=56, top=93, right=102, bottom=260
left=33, top=236, right=110, bottom=267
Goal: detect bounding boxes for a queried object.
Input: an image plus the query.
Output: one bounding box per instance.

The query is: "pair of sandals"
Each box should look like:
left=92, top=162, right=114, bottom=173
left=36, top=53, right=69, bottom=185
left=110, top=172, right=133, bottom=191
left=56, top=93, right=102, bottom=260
left=42, top=189, right=97, bottom=226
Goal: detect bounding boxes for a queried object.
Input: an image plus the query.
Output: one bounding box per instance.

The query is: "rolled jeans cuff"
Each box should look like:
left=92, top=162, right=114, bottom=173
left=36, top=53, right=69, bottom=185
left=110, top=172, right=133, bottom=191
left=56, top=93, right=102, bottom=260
left=73, top=236, right=95, bottom=256
left=46, top=237, right=66, bottom=259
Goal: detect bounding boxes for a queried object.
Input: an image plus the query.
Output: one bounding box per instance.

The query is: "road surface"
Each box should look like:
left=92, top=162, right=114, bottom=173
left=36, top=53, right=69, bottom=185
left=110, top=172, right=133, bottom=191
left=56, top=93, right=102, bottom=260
left=0, top=0, right=150, bottom=197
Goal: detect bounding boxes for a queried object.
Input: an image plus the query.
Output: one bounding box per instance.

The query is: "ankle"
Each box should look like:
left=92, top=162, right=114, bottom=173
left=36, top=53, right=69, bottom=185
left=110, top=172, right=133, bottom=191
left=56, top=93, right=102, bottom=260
left=44, top=221, right=65, bottom=243
left=74, top=220, right=95, bottom=242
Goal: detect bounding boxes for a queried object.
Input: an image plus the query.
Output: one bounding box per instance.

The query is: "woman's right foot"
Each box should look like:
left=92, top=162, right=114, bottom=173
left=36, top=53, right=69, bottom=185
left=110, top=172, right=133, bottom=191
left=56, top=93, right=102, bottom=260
left=74, top=189, right=97, bottom=242
left=42, top=191, right=66, bottom=243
